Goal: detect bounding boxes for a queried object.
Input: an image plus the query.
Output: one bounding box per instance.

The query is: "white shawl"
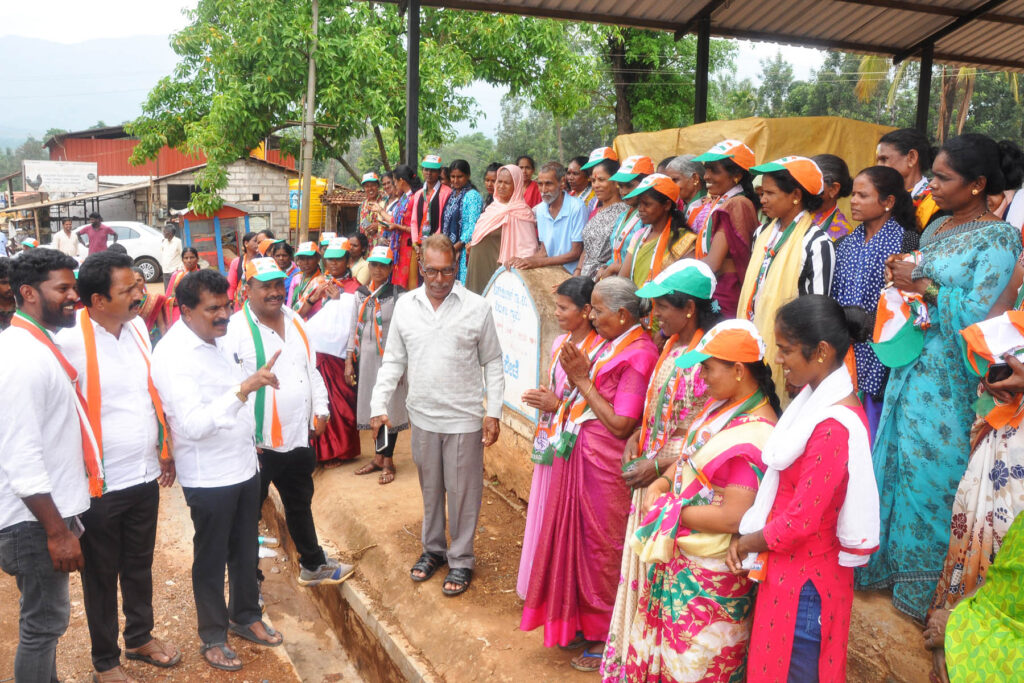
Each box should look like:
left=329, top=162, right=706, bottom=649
left=739, top=365, right=880, bottom=567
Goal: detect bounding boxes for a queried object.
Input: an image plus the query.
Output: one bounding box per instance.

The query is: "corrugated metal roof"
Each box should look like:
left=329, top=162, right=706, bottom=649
left=391, top=0, right=1024, bottom=71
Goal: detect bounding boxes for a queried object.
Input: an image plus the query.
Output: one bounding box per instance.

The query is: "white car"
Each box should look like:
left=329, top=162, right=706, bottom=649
left=65, top=221, right=166, bottom=282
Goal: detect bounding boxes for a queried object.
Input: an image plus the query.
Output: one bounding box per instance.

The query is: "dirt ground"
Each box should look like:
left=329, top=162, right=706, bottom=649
left=0, top=484, right=358, bottom=683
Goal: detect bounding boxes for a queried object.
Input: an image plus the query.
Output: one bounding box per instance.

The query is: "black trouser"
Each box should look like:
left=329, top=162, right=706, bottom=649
left=378, top=432, right=397, bottom=459
left=80, top=479, right=159, bottom=672
left=258, top=446, right=326, bottom=572
left=182, top=474, right=261, bottom=645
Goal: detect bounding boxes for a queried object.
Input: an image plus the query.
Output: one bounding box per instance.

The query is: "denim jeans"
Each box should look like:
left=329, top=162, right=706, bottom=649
left=788, top=580, right=822, bottom=683
left=0, top=520, right=72, bottom=683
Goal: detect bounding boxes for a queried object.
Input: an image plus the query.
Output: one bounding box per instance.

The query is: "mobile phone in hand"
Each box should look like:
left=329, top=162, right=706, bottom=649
left=375, top=426, right=390, bottom=454
left=988, top=363, right=1013, bottom=383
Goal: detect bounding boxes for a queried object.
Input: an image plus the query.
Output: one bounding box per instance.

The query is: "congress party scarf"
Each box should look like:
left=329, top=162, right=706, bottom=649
left=244, top=304, right=312, bottom=447
left=635, top=330, right=703, bottom=457
left=354, top=283, right=390, bottom=361
left=693, top=185, right=742, bottom=259
left=530, top=330, right=601, bottom=465
left=12, top=312, right=104, bottom=496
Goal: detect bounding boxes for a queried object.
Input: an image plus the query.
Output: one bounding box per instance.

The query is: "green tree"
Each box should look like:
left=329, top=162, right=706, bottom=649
left=0, top=137, right=48, bottom=191
left=600, top=29, right=736, bottom=134
left=128, top=0, right=599, bottom=214
left=756, top=52, right=795, bottom=118
left=494, top=93, right=615, bottom=165
left=440, top=132, right=496, bottom=182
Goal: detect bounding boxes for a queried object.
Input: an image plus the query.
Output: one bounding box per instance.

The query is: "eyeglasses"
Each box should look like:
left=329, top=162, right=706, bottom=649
left=422, top=267, right=456, bottom=278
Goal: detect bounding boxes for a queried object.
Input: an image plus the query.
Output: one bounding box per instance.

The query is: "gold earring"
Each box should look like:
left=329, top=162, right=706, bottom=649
left=736, top=375, right=742, bottom=382
left=686, top=313, right=692, bottom=319
left=817, top=356, right=824, bottom=364
left=972, top=188, right=979, bottom=195
left=620, top=316, right=625, bottom=324
left=885, top=207, right=890, bottom=211
left=793, top=199, right=799, bottom=205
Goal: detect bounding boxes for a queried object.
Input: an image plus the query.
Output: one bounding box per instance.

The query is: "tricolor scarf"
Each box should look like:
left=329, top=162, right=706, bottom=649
left=548, top=325, right=647, bottom=461
left=291, top=270, right=325, bottom=313
left=354, top=283, right=389, bottom=361
left=636, top=330, right=703, bottom=457
left=79, top=309, right=171, bottom=464
left=739, top=365, right=880, bottom=569
left=243, top=304, right=312, bottom=447
left=530, top=330, right=601, bottom=465
left=609, top=209, right=645, bottom=266
left=961, top=300, right=1024, bottom=429
left=632, top=391, right=770, bottom=563
left=871, top=251, right=929, bottom=367
left=12, top=312, right=104, bottom=496
left=693, top=185, right=742, bottom=258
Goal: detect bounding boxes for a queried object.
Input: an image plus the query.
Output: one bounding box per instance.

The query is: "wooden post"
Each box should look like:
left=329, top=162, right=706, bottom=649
left=298, top=0, right=319, bottom=243
left=694, top=15, right=711, bottom=124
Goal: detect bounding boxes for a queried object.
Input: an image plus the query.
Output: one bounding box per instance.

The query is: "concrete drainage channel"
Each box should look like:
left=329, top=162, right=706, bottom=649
left=261, top=491, right=438, bottom=683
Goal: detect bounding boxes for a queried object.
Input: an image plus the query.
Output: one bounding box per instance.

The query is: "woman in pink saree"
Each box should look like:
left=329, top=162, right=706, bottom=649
left=521, top=277, right=659, bottom=672
left=465, top=164, right=538, bottom=293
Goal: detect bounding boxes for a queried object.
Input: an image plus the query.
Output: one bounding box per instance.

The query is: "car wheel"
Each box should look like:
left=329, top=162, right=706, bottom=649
left=134, top=256, right=161, bottom=283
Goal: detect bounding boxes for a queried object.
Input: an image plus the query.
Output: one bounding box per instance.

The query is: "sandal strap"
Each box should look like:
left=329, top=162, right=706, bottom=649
left=445, top=567, right=472, bottom=585
left=131, top=637, right=177, bottom=659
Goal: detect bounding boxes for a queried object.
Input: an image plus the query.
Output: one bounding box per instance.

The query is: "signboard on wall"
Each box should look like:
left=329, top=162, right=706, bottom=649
left=22, top=160, right=98, bottom=194
left=484, top=268, right=541, bottom=423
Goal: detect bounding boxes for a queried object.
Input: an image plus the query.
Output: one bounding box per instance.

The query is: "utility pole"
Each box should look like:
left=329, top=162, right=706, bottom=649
left=298, top=0, right=318, bottom=243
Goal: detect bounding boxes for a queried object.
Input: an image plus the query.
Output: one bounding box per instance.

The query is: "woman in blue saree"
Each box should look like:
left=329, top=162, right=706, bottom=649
left=856, top=134, right=1022, bottom=621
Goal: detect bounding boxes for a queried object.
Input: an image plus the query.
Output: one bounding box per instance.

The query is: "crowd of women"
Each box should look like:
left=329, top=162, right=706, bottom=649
left=159, top=127, right=1024, bottom=680
left=487, top=129, right=1022, bottom=682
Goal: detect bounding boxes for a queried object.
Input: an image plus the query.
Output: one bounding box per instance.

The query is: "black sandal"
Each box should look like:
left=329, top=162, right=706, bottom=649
left=200, top=643, right=242, bottom=671
left=410, top=552, right=446, bottom=582
left=441, top=567, right=472, bottom=596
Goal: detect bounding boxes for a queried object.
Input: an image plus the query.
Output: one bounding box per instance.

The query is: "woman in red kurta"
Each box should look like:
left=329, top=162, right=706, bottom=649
left=727, top=295, right=879, bottom=682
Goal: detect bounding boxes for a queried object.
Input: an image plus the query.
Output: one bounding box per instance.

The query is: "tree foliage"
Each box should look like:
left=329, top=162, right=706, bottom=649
left=127, top=0, right=598, bottom=214
left=0, top=138, right=47, bottom=192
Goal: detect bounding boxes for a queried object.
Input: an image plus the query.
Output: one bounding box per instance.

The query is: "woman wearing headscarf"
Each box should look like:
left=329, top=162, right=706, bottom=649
left=690, top=140, right=761, bottom=318
left=441, top=160, right=483, bottom=284
left=521, top=277, right=659, bottom=672
left=465, top=164, right=538, bottom=294
left=856, top=134, right=1022, bottom=622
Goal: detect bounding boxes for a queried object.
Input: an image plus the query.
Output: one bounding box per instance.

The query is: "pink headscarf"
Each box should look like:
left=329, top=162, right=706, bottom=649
left=470, top=164, right=538, bottom=263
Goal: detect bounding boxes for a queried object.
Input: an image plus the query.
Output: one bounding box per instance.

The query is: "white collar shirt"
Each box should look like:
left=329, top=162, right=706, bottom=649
left=0, top=324, right=89, bottom=530
left=151, top=320, right=257, bottom=488
left=160, top=236, right=183, bottom=272
left=56, top=313, right=160, bottom=492
left=222, top=305, right=329, bottom=452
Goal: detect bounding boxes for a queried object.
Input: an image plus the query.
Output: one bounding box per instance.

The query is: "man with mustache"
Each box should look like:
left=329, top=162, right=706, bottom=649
left=57, top=251, right=181, bottom=682
left=0, top=248, right=92, bottom=682
left=513, top=161, right=585, bottom=272
left=223, top=258, right=353, bottom=589
left=151, top=268, right=284, bottom=672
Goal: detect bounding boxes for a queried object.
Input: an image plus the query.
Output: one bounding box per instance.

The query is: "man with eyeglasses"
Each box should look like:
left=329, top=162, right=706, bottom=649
left=369, top=233, right=504, bottom=598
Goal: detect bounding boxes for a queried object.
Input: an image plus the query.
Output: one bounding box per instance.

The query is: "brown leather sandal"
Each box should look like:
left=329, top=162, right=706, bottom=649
left=125, top=637, right=181, bottom=668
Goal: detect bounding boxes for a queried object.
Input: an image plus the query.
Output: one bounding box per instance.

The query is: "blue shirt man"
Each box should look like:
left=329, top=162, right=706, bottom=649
left=513, top=163, right=586, bottom=273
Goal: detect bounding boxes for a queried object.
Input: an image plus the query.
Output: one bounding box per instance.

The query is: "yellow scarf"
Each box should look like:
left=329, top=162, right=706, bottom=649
left=737, top=213, right=815, bottom=404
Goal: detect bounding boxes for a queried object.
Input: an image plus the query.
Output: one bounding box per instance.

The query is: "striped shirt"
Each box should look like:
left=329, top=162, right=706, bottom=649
left=754, top=219, right=835, bottom=296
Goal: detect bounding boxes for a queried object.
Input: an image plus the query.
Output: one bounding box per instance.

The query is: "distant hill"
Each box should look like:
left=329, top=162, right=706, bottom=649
left=0, top=35, right=178, bottom=143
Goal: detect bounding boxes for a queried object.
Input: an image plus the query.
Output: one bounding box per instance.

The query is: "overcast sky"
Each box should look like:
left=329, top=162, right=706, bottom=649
left=2, top=0, right=824, bottom=139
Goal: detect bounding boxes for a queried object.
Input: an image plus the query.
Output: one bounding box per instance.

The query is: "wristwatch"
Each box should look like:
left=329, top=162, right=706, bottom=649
left=234, top=384, right=248, bottom=403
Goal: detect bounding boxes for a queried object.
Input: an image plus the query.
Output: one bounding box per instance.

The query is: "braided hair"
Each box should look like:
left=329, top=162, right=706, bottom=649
left=745, top=360, right=782, bottom=417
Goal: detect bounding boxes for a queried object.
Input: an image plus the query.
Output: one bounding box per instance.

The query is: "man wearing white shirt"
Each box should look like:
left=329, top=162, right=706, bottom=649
left=57, top=251, right=181, bottom=680
left=151, top=269, right=284, bottom=672
left=0, top=248, right=90, bottom=683
left=53, top=219, right=81, bottom=260
left=159, top=224, right=183, bottom=290
left=223, top=258, right=353, bottom=588
left=370, top=234, right=504, bottom=597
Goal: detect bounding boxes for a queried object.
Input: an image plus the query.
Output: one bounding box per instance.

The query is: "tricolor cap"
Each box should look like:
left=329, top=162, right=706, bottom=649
left=676, top=319, right=765, bottom=369
left=244, top=257, right=285, bottom=282
left=366, top=245, right=394, bottom=264
left=581, top=146, right=618, bottom=170
left=21, top=238, right=39, bottom=249
left=361, top=171, right=380, bottom=185
left=319, top=231, right=337, bottom=246
left=257, top=238, right=282, bottom=256
left=421, top=154, right=443, bottom=170
left=623, top=172, right=680, bottom=203
left=323, top=237, right=349, bottom=259
left=609, top=155, right=655, bottom=182
left=635, top=258, right=717, bottom=301
left=750, top=156, right=825, bottom=196
left=295, top=241, right=318, bottom=256
left=692, top=139, right=756, bottom=171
